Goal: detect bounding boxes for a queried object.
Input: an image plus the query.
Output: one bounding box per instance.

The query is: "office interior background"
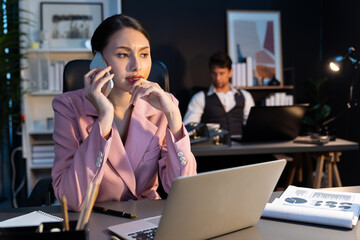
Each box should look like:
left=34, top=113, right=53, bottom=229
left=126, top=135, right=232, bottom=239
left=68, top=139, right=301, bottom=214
left=1, top=0, right=360, bottom=207
left=125, top=0, right=360, bottom=183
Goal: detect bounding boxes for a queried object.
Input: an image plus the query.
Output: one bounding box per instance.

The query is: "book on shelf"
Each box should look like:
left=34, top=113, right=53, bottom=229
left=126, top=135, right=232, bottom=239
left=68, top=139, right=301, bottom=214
left=265, top=92, right=293, bottom=106
left=49, top=60, right=67, bottom=92
left=32, top=145, right=54, bottom=152
left=261, top=185, right=360, bottom=229
left=232, top=57, right=254, bottom=87
left=246, top=56, right=253, bottom=87
left=32, top=152, right=55, bottom=158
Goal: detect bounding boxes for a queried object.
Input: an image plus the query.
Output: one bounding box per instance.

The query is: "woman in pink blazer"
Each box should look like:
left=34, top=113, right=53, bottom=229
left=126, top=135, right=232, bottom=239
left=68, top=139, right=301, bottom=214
left=51, top=14, right=197, bottom=211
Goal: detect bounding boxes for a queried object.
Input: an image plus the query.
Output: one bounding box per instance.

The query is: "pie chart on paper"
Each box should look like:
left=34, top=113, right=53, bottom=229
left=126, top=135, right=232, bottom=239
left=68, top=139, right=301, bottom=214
left=284, top=197, right=307, bottom=204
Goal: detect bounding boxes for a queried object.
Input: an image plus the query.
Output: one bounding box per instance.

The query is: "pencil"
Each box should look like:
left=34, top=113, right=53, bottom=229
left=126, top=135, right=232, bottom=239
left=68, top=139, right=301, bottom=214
left=61, top=195, right=70, bottom=231
left=76, top=181, right=94, bottom=230
left=111, top=235, right=121, bottom=240
left=80, top=179, right=100, bottom=230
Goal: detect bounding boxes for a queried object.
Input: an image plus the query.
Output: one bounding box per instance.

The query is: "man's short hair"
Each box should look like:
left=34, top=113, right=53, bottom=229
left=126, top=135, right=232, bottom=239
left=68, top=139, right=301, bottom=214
left=209, top=52, right=232, bottom=70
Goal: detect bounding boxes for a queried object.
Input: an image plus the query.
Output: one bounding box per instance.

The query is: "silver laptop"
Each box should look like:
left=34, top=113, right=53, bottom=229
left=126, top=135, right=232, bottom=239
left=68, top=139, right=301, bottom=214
left=108, top=159, right=286, bottom=240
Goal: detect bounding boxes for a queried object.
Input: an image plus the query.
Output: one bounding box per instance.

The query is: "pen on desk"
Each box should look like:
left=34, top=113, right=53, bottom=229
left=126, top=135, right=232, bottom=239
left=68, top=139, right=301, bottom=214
left=61, top=195, right=70, bottom=231
left=92, top=206, right=137, bottom=219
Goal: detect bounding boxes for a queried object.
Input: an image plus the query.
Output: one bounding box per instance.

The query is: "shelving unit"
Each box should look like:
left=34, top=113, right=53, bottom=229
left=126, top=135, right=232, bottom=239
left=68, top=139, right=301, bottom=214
left=231, top=60, right=295, bottom=106
left=22, top=93, right=55, bottom=193
left=239, top=85, right=294, bottom=90
left=23, top=49, right=93, bottom=94
left=22, top=49, right=93, bottom=194
left=20, top=0, right=122, bottom=194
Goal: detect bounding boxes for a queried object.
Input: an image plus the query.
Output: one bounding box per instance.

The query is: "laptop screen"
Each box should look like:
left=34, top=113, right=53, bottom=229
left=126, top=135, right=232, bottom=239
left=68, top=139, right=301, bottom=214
left=240, top=105, right=308, bottom=142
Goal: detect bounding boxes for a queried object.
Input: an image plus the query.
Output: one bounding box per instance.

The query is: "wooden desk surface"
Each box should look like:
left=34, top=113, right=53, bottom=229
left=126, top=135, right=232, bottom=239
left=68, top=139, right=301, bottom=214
left=1, top=186, right=360, bottom=239
left=191, top=138, right=359, bottom=156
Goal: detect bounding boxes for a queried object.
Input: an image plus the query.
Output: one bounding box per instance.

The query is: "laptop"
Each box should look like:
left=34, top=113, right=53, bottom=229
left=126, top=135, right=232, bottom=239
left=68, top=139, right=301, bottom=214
left=108, top=159, right=286, bottom=240
left=236, top=105, right=308, bottom=142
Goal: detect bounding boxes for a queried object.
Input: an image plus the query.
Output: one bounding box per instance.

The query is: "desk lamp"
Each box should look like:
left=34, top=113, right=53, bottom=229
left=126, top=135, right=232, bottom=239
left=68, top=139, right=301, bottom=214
left=329, top=46, right=356, bottom=72
left=329, top=46, right=359, bottom=108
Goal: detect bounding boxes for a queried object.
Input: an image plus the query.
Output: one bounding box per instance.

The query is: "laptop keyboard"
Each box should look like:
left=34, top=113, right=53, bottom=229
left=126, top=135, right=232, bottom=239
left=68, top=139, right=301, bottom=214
left=128, top=227, right=158, bottom=239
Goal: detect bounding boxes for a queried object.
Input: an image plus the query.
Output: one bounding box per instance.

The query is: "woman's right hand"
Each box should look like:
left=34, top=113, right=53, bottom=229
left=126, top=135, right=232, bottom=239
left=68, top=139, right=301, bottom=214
left=84, top=66, right=114, bottom=138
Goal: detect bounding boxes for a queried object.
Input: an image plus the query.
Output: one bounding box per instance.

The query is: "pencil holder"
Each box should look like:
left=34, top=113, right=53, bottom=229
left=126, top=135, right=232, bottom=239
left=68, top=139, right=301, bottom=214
left=0, top=220, right=89, bottom=240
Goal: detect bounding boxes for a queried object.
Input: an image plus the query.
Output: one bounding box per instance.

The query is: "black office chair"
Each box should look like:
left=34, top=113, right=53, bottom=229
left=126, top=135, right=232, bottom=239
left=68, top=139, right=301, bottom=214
left=63, top=59, right=170, bottom=92
left=26, top=177, right=55, bottom=207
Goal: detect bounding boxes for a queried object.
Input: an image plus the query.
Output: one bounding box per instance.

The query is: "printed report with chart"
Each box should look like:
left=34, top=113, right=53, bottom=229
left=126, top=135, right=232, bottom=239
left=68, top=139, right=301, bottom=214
left=262, top=185, right=360, bottom=228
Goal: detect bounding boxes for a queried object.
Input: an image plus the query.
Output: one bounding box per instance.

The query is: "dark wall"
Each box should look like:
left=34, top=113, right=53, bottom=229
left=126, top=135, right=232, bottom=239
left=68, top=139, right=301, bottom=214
left=322, top=0, right=360, bottom=185
left=123, top=0, right=360, bottom=186
left=123, top=0, right=324, bottom=112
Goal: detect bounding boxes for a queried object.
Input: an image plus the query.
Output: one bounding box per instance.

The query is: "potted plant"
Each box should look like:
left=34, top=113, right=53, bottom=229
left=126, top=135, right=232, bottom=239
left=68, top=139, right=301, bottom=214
left=0, top=0, right=27, bottom=204
left=303, top=77, right=332, bottom=135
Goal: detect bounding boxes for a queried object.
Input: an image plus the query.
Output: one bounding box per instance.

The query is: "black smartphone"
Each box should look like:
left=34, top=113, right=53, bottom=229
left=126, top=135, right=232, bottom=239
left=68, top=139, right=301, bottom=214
left=90, top=52, right=114, bottom=96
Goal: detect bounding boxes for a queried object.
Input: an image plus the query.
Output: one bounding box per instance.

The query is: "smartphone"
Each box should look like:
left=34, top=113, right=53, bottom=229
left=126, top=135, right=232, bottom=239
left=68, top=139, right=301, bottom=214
left=90, top=52, right=114, bottom=96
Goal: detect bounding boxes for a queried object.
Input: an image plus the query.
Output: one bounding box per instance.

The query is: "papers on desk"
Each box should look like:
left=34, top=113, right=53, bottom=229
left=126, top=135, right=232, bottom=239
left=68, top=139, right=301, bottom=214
left=262, top=185, right=360, bottom=229
left=293, top=135, right=330, bottom=145
left=0, top=210, right=62, bottom=228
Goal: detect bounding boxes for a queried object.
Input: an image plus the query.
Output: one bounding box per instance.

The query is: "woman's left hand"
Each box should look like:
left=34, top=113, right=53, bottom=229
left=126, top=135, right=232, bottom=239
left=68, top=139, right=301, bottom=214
left=129, top=79, right=172, bottom=111
left=129, top=79, right=183, bottom=139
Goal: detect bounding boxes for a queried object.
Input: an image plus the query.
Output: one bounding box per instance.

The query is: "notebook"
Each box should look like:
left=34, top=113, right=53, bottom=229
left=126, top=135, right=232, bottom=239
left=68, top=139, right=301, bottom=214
left=237, top=105, right=308, bottom=142
left=108, top=159, right=286, bottom=240
left=0, top=210, right=62, bottom=228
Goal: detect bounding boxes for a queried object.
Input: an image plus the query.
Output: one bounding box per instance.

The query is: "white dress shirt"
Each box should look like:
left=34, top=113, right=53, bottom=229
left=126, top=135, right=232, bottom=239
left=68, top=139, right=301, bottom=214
left=183, top=84, right=255, bottom=125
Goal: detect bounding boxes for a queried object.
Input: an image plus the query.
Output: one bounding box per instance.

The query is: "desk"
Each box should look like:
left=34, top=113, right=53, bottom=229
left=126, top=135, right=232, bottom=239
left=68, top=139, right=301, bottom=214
left=1, top=186, right=360, bottom=239
left=192, top=138, right=359, bottom=188
left=191, top=138, right=358, bottom=156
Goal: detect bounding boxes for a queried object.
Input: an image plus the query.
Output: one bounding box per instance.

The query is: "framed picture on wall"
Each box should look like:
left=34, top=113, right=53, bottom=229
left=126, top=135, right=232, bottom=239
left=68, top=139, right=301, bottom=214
left=40, top=2, right=104, bottom=49
left=227, top=10, right=282, bottom=86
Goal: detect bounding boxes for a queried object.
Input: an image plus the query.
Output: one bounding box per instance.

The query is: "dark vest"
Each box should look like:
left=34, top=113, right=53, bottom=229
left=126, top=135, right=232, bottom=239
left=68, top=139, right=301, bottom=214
left=201, top=89, right=245, bottom=135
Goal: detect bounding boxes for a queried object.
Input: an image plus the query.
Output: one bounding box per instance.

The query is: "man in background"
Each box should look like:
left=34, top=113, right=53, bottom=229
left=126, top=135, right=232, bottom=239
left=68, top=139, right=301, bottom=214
left=183, top=51, right=255, bottom=136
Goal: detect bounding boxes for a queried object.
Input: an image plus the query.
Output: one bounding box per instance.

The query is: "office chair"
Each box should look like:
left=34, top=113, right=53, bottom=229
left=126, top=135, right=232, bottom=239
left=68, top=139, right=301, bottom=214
left=26, top=177, right=55, bottom=207
left=63, top=59, right=170, bottom=92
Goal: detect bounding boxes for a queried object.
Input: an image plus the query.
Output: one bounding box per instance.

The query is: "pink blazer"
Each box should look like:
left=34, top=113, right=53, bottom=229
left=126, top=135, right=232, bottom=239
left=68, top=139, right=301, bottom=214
left=51, top=89, right=197, bottom=211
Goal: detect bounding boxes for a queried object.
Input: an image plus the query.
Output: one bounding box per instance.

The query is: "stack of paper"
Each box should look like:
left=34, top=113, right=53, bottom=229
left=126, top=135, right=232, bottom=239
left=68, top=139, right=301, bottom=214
left=32, top=145, right=55, bottom=165
left=262, top=185, right=360, bottom=229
